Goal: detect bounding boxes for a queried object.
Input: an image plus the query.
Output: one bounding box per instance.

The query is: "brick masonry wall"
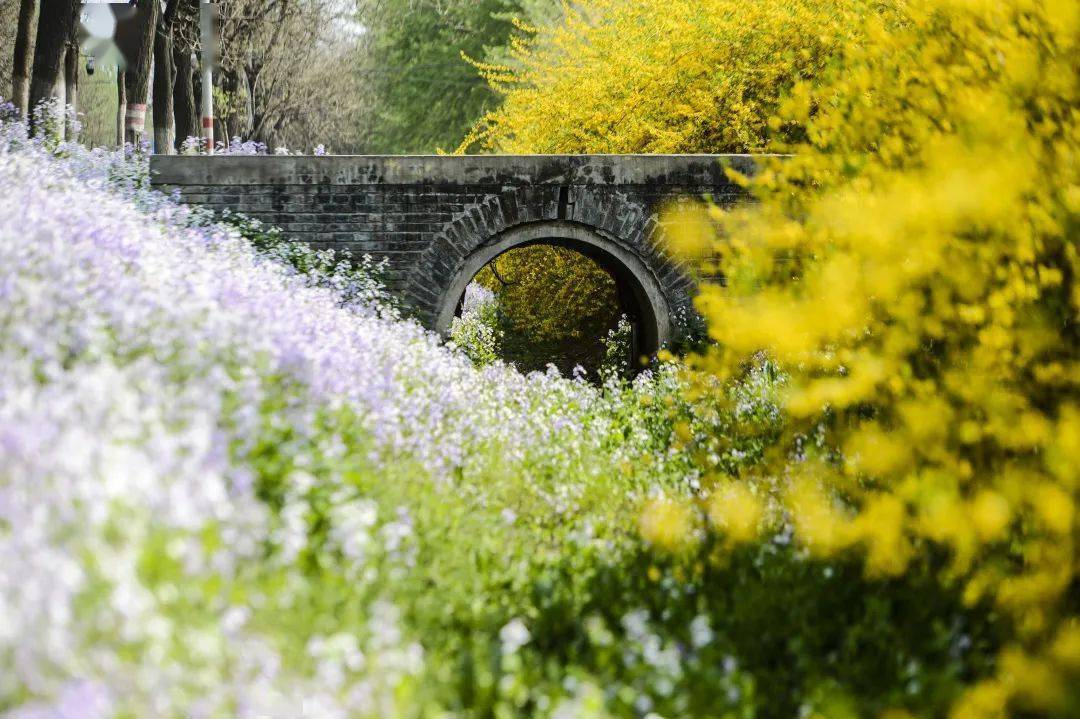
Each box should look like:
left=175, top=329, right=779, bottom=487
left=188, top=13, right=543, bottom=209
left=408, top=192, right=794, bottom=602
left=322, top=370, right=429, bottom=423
left=149, top=155, right=757, bottom=344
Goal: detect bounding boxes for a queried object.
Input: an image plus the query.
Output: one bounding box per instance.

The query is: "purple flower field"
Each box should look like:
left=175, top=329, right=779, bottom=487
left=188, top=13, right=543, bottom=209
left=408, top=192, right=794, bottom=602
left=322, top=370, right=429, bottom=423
left=0, top=111, right=747, bottom=716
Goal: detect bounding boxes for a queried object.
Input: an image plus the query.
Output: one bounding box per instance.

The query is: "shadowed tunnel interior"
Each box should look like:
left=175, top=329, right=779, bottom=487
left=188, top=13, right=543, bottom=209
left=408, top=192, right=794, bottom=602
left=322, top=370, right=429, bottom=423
left=442, top=227, right=669, bottom=377
left=450, top=241, right=659, bottom=376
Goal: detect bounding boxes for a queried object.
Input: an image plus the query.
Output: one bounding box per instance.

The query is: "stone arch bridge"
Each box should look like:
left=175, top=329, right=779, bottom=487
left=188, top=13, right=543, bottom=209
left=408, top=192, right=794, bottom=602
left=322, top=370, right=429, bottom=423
left=150, top=155, right=755, bottom=356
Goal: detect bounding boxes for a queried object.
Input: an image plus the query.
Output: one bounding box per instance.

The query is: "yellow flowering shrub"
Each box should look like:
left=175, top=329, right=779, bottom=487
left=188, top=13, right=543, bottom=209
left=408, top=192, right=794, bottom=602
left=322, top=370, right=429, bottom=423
left=680, top=0, right=1080, bottom=715
left=459, top=0, right=867, bottom=154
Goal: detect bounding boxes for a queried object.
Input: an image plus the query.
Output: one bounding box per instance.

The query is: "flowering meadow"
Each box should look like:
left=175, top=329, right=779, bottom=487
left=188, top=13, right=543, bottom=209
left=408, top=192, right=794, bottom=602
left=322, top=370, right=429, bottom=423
left=0, top=107, right=733, bottom=715
left=2, top=90, right=1031, bottom=717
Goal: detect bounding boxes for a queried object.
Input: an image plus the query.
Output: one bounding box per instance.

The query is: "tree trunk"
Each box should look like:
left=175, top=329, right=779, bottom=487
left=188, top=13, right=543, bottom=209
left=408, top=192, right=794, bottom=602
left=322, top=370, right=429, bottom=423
left=63, top=41, right=78, bottom=140
left=116, top=70, right=126, bottom=146
left=192, top=61, right=202, bottom=119
left=233, top=64, right=254, bottom=140
left=12, top=0, right=39, bottom=117
left=173, top=45, right=196, bottom=151
left=53, top=55, right=65, bottom=140
left=123, top=0, right=160, bottom=145
left=27, top=0, right=79, bottom=134
left=217, top=66, right=237, bottom=145
left=152, top=23, right=175, bottom=153
left=214, top=116, right=226, bottom=148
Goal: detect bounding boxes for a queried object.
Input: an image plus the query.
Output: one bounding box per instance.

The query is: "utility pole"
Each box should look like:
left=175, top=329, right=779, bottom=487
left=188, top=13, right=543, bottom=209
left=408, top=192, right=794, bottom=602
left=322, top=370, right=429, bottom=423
left=200, top=0, right=214, bottom=154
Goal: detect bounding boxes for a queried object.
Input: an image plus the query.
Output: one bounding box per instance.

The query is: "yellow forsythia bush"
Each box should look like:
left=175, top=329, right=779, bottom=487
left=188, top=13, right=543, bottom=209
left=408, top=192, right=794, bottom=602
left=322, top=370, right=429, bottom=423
left=459, top=0, right=867, bottom=154
left=681, top=0, right=1079, bottom=715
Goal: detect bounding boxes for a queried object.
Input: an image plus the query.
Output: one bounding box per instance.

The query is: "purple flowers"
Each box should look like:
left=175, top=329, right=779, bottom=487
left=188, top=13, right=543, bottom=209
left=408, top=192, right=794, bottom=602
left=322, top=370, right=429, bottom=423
left=0, top=109, right=714, bottom=715
left=0, top=99, right=17, bottom=122
left=218, top=136, right=269, bottom=155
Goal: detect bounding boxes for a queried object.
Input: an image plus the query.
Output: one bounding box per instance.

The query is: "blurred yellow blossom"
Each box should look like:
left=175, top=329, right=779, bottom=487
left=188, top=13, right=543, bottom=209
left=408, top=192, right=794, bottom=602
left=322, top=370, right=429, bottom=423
left=706, top=482, right=763, bottom=543
left=638, top=498, right=696, bottom=552
left=677, top=0, right=1079, bottom=712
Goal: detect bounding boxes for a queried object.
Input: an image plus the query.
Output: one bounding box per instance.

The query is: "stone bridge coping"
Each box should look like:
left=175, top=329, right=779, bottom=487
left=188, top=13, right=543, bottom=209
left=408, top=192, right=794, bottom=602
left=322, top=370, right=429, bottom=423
left=150, top=154, right=769, bottom=187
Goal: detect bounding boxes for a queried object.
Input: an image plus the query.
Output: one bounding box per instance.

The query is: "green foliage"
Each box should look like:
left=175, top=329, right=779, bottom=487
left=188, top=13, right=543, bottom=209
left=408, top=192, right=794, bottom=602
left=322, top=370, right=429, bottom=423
left=358, top=0, right=548, bottom=153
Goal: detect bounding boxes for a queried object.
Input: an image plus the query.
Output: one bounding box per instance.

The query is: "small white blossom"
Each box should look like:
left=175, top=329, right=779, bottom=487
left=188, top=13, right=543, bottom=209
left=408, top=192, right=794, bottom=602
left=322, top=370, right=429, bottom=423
left=499, top=618, right=531, bottom=654
left=690, top=614, right=714, bottom=648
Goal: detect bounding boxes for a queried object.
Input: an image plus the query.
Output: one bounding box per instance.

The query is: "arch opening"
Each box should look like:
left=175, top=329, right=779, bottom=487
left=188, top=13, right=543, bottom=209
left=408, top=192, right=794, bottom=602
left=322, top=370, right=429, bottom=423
left=436, top=221, right=671, bottom=375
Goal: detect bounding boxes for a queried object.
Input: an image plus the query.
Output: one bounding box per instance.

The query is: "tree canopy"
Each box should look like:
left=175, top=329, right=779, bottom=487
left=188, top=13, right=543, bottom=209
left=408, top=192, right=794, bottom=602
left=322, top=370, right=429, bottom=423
left=356, top=0, right=553, bottom=153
